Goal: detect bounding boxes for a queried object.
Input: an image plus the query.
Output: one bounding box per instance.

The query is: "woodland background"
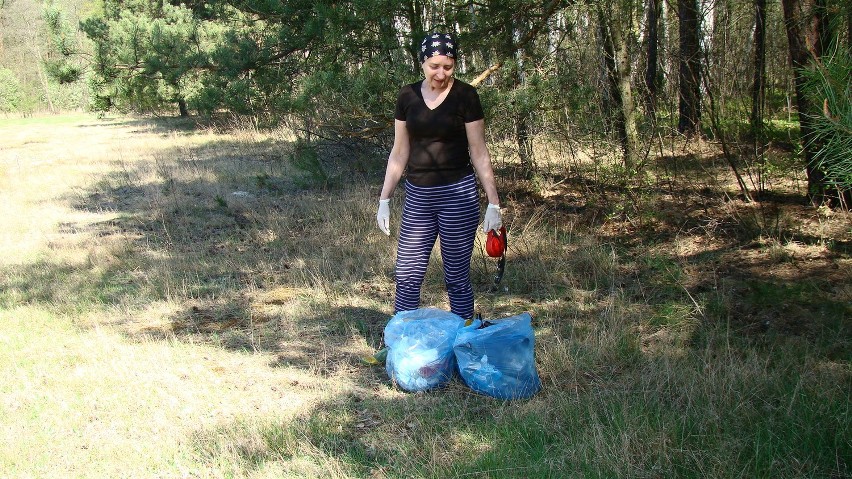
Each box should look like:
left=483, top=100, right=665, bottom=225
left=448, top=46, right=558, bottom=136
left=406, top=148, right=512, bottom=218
left=1, top=0, right=851, bottom=203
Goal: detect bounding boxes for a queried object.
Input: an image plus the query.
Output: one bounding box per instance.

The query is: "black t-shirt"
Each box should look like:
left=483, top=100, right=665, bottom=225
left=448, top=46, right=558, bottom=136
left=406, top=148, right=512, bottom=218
left=394, top=79, right=485, bottom=186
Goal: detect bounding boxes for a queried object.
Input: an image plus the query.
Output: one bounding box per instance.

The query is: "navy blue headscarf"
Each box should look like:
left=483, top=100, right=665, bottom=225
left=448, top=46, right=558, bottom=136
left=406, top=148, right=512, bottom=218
left=419, top=33, right=458, bottom=63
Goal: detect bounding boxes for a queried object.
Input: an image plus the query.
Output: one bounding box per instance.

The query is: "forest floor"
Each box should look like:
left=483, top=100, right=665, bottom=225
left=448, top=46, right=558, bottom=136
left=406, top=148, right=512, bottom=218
left=1, top=113, right=849, bottom=478
left=503, top=134, right=851, bottom=340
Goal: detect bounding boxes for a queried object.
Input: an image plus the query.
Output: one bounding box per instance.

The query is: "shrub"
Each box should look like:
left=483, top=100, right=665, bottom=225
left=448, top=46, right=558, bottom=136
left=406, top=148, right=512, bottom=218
left=0, top=69, right=24, bottom=113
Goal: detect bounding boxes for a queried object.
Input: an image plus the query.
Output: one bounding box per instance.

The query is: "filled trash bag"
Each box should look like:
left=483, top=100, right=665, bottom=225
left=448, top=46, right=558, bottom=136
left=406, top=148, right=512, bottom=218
left=453, top=313, right=541, bottom=400
left=384, top=308, right=466, bottom=392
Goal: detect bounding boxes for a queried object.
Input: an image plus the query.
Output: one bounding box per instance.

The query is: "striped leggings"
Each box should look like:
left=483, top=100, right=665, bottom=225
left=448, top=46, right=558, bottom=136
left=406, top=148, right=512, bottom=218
left=395, top=174, right=480, bottom=319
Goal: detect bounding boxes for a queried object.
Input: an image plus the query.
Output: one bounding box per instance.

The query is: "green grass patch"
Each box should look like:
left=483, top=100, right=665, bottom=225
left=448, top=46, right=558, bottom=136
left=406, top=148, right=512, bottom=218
left=649, top=301, right=694, bottom=327
left=0, top=112, right=101, bottom=127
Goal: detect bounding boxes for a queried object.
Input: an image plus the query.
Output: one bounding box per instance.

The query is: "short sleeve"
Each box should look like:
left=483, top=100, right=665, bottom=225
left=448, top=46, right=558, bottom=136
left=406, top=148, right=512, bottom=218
left=462, top=85, right=484, bottom=123
left=394, top=86, right=408, bottom=121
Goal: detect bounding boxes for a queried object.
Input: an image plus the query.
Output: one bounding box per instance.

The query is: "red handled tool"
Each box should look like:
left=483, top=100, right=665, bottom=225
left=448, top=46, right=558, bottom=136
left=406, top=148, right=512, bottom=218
left=485, top=226, right=507, bottom=291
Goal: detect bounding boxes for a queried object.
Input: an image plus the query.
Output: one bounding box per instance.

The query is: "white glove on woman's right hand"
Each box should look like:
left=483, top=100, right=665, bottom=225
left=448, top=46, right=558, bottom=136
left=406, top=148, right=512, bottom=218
left=377, top=199, right=390, bottom=236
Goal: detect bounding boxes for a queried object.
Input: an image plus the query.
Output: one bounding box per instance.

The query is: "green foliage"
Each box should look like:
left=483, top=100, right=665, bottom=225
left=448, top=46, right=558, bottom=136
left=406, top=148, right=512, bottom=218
left=287, top=140, right=328, bottom=188
left=65, top=0, right=835, bottom=196
left=0, top=69, right=24, bottom=113
left=44, top=61, right=82, bottom=85
left=80, top=3, right=213, bottom=114
left=74, top=0, right=594, bottom=146
left=42, top=2, right=85, bottom=85
left=46, top=80, right=87, bottom=110
left=802, top=47, right=852, bottom=191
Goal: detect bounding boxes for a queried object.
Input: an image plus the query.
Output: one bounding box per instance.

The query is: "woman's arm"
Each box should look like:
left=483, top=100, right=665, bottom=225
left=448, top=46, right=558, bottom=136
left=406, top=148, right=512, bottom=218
left=465, top=119, right=500, bottom=205
left=380, top=119, right=410, bottom=200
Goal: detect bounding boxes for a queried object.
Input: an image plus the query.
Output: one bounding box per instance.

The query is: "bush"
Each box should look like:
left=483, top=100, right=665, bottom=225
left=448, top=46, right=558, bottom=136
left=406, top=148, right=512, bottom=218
left=0, top=69, right=24, bottom=113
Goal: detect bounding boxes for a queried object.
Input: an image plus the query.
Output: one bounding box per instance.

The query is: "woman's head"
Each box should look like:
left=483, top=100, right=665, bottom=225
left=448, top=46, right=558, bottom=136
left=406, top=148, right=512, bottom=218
left=419, top=33, right=457, bottom=90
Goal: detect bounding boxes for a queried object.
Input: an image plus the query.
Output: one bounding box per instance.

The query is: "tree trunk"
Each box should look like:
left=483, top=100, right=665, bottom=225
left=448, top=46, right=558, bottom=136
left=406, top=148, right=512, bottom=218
left=404, top=0, right=425, bottom=67
left=598, top=4, right=639, bottom=169
left=508, top=21, right=535, bottom=171
left=178, top=98, right=188, bottom=117
left=750, top=0, right=766, bottom=134
left=677, top=0, right=702, bottom=136
left=750, top=0, right=768, bottom=192
left=781, top=0, right=828, bottom=204
left=645, top=0, right=662, bottom=117
left=615, top=29, right=639, bottom=170
left=516, top=116, right=535, bottom=170
left=600, top=18, right=617, bottom=135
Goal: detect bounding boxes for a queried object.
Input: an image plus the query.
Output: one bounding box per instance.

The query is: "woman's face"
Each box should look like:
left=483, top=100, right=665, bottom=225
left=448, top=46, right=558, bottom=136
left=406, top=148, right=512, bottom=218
left=421, top=55, right=455, bottom=91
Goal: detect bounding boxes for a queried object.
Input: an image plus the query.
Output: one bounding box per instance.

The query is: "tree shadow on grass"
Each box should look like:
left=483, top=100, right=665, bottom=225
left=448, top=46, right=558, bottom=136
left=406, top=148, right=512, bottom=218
left=74, top=116, right=202, bottom=136
left=128, top=300, right=391, bottom=379
left=184, top=388, right=559, bottom=478
left=1, top=121, right=389, bottom=361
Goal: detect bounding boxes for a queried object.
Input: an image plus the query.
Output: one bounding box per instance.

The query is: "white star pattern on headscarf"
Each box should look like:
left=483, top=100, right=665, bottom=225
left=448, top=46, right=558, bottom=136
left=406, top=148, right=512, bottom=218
left=420, top=33, right=458, bottom=62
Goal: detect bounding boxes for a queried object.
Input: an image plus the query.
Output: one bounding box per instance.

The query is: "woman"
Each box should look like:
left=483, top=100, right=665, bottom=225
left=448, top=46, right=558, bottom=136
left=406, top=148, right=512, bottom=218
left=376, top=32, right=502, bottom=321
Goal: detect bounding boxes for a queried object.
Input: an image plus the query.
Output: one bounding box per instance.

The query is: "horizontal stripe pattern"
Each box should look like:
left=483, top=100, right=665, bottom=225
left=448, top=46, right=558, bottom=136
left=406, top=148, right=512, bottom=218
left=395, top=174, right=480, bottom=319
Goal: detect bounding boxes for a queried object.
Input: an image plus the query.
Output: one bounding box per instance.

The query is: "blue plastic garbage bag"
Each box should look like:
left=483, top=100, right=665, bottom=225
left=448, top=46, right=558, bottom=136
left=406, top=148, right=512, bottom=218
left=453, top=313, right=541, bottom=400
left=384, top=308, right=466, bottom=392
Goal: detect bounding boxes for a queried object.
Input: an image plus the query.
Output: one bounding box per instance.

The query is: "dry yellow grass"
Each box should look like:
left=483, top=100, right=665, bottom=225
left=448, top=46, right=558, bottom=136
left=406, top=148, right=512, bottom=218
left=1, top=113, right=848, bottom=478
left=0, top=306, right=335, bottom=477
left=0, top=115, right=385, bottom=477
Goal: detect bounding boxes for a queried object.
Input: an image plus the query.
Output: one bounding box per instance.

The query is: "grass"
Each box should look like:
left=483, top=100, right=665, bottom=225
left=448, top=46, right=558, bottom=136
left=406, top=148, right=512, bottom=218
left=0, top=306, right=327, bottom=477
left=0, top=114, right=849, bottom=478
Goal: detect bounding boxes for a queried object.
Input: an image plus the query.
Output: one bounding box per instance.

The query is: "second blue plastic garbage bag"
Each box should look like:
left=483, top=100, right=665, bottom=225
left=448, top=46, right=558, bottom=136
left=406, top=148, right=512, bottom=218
left=384, top=308, right=466, bottom=392
left=453, top=312, right=541, bottom=400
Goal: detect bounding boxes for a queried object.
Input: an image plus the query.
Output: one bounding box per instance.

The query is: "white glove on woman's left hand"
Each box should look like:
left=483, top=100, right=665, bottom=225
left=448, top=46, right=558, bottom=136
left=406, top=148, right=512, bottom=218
left=482, top=203, right=502, bottom=232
